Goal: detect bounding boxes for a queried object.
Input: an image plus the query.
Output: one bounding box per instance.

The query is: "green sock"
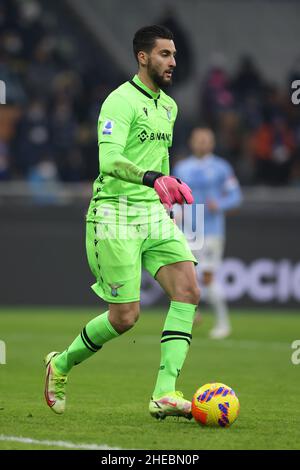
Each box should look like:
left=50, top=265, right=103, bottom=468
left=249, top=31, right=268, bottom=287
left=152, top=300, right=197, bottom=399
left=54, top=311, right=119, bottom=375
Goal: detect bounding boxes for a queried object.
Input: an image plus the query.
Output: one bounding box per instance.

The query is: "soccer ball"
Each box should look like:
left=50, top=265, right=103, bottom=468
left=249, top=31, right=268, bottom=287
left=191, top=382, right=240, bottom=427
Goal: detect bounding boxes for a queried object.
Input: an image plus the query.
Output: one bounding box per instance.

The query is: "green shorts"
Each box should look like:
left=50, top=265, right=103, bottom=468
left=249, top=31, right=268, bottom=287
left=86, top=212, right=197, bottom=303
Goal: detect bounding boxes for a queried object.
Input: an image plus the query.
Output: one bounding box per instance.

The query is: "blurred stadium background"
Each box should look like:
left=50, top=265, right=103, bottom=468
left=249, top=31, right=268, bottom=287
left=0, top=0, right=300, bottom=309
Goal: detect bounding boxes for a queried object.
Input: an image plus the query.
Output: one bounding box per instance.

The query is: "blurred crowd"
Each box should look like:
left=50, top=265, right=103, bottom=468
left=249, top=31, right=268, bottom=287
left=0, top=0, right=125, bottom=187
left=196, top=54, right=300, bottom=186
left=1, top=0, right=300, bottom=188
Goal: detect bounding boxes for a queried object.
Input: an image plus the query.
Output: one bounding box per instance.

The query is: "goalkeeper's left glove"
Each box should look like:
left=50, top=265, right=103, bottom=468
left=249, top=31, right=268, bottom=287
left=143, top=171, right=194, bottom=209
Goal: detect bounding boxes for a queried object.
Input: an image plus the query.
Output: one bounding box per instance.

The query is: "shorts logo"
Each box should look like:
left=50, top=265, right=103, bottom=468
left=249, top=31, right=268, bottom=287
left=102, top=120, right=114, bottom=135
left=109, top=283, right=124, bottom=297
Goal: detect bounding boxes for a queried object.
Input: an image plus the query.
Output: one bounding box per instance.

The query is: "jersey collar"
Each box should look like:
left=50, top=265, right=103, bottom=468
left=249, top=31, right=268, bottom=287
left=130, top=75, right=160, bottom=100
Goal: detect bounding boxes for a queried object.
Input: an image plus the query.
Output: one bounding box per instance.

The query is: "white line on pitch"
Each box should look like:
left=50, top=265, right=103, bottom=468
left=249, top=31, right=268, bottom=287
left=0, top=435, right=122, bottom=450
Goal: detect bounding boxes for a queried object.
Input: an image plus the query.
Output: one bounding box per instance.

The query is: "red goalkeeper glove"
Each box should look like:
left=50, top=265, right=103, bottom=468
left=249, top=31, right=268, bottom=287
left=143, top=171, right=194, bottom=209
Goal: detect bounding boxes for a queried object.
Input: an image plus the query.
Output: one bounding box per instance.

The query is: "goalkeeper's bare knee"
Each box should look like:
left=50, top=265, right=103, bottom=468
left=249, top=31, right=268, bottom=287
left=108, top=302, right=140, bottom=334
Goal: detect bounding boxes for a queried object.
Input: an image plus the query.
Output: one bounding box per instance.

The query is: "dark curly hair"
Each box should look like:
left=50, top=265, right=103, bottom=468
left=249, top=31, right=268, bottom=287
left=133, top=25, right=174, bottom=63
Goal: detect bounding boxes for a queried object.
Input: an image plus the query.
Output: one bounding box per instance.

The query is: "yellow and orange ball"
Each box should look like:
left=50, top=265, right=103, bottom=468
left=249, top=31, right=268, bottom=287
left=192, top=383, right=240, bottom=427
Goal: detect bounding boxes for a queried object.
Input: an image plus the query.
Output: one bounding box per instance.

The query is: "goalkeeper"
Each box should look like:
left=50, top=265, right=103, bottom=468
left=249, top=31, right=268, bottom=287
left=44, top=25, right=200, bottom=420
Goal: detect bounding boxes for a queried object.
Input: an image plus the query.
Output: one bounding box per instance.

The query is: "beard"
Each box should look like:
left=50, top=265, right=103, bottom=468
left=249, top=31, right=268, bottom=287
left=147, top=61, right=173, bottom=89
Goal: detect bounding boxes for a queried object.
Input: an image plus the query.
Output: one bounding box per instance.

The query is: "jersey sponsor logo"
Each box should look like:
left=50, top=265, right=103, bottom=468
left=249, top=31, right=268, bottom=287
left=143, top=107, right=148, bottom=117
left=138, top=129, right=172, bottom=143
left=138, top=130, right=148, bottom=143
left=102, top=120, right=114, bottom=135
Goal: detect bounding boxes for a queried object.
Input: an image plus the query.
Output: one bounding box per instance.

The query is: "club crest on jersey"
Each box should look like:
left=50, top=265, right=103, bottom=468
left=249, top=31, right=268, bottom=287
left=102, top=120, right=114, bottom=135
left=163, top=105, right=172, bottom=121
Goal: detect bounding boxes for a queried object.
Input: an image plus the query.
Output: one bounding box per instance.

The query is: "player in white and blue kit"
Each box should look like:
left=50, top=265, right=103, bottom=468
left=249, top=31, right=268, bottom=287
left=173, top=128, right=242, bottom=339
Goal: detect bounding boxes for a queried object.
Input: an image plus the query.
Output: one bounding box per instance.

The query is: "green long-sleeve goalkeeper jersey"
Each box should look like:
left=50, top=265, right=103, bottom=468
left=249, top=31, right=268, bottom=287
left=86, top=74, right=178, bottom=225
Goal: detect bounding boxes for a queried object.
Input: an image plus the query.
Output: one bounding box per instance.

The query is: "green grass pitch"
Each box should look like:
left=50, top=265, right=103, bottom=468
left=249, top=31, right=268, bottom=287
left=0, top=308, right=300, bottom=450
